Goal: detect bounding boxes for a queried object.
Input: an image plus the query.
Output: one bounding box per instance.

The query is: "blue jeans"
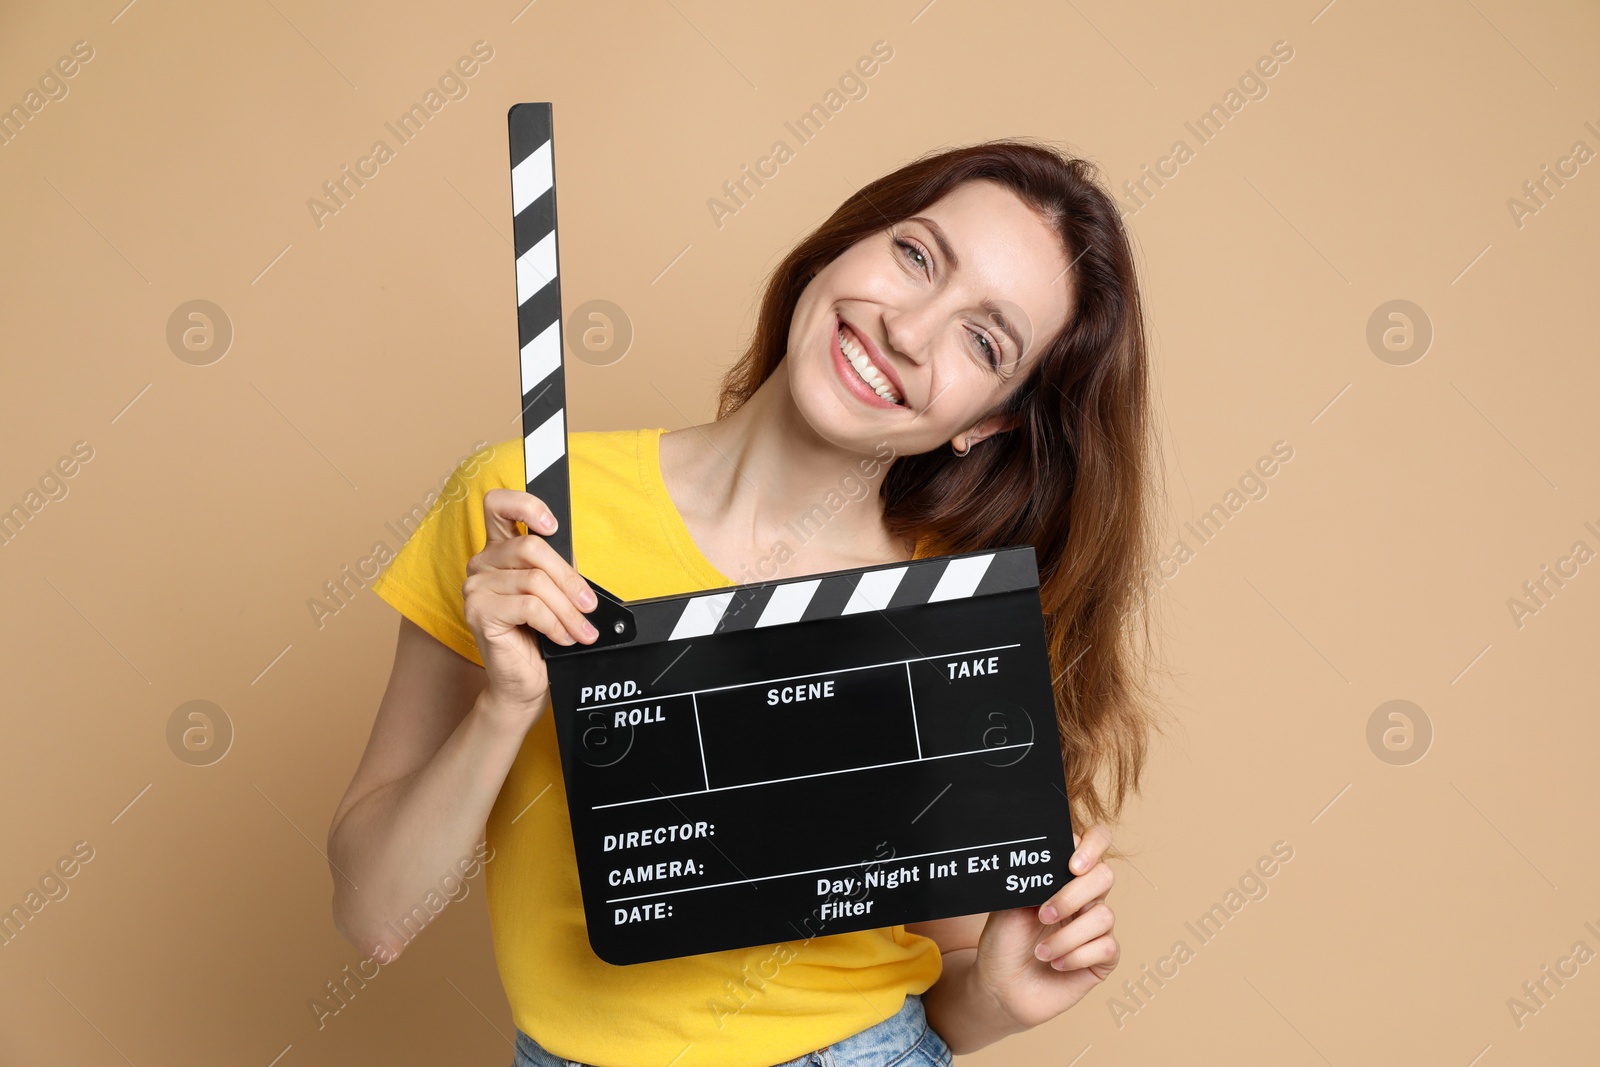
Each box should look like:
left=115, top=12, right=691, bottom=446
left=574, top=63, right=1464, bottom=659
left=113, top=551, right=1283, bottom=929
left=511, top=992, right=953, bottom=1067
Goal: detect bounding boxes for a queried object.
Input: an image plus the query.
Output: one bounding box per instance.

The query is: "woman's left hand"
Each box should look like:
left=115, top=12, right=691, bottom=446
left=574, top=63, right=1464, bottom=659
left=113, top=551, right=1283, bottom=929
left=968, top=825, right=1120, bottom=1032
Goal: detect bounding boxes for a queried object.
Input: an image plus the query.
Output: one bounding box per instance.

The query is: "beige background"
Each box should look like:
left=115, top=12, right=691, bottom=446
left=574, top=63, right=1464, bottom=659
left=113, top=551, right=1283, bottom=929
left=2, top=0, right=1597, bottom=1063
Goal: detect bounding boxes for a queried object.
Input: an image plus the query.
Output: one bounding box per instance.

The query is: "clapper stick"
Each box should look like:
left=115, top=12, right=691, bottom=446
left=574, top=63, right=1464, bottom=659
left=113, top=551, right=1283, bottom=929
left=509, top=102, right=635, bottom=646
left=505, top=102, right=1077, bottom=966
left=510, top=102, right=576, bottom=566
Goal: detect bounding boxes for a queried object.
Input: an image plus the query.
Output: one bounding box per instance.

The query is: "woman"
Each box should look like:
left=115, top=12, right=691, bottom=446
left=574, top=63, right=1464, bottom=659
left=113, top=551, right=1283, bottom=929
left=328, top=137, right=1161, bottom=1065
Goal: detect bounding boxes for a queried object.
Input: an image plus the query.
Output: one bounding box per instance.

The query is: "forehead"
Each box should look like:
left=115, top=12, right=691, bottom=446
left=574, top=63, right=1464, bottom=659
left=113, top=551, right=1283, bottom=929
left=912, top=179, right=1074, bottom=348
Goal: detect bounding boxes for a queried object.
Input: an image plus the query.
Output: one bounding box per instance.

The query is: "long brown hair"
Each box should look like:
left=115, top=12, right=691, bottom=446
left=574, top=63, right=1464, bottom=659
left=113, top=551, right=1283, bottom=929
left=718, top=139, right=1166, bottom=844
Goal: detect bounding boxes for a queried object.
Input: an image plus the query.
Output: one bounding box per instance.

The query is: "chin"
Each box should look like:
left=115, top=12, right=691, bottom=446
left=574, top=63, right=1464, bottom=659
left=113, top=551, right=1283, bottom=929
left=787, top=361, right=883, bottom=453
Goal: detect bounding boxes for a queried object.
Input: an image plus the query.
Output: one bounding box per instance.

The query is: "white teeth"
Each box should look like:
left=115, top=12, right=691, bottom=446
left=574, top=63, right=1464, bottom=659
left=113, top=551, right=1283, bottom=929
left=838, top=327, right=901, bottom=404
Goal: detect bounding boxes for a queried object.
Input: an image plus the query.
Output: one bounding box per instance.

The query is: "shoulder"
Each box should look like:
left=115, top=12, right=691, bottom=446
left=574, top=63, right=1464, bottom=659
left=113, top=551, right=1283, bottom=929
left=571, top=426, right=657, bottom=468
left=470, top=438, right=522, bottom=491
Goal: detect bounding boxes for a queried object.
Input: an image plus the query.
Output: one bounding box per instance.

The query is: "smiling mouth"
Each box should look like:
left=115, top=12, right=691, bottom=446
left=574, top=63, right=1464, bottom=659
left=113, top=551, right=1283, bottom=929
left=837, top=324, right=903, bottom=404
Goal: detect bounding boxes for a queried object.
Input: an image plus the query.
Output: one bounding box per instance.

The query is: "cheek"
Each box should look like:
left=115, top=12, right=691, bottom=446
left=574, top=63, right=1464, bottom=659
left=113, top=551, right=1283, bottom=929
left=787, top=286, right=832, bottom=358
left=927, top=366, right=990, bottom=422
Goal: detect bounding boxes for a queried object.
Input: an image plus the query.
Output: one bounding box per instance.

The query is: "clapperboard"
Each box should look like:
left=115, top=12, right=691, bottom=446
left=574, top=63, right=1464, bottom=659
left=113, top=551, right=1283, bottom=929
left=506, top=102, right=1077, bottom=965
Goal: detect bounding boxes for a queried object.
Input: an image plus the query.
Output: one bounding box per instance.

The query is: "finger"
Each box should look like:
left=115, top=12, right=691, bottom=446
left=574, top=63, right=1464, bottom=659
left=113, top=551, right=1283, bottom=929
left=476, top=518, right=597, bottom=614
left=476, top=566, right=596, bottom=644
left=506, top=591, right=580, bottom=646
left=1069, top=824, right=1113, bottom=876
left=1043, top=930, right=1119, bottom=974
left=1034, top=901, right=1113, bottom=964
left=1068, top=888, right=1110, bottom=921
left=506, top=529, right=599, bottom=618
left=469, top=527, right=548, bottom=575
left=465, top=573, right=576, bottom=646
left=482, top=487, right=558, bottom=546
left=1037, top=859, right=1113, bottom=924
left=514, top=567, right=596, bottom=644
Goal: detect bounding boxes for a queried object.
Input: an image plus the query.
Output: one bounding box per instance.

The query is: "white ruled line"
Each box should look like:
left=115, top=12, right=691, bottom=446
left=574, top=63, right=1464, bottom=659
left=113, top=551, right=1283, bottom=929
left=692, top=692, right=709, bottom=790
left=604, top=835, right=1048, bottom=904
left=592, top=742, right=1034, bottom=811
left=906, top=661, right=923, bottom=758
left=576, top=642, right=1021, bottom=710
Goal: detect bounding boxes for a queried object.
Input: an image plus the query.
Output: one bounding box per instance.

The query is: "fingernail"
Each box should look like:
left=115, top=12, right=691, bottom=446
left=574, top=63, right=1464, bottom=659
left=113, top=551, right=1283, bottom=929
left=1034, top=943, right=1052, bottom=961
left=542, top=513, right=557, bottom=531
left=1038, top=905, right=1057, bottom=924
left=582, top=621, right=597, bottom=639
left=1071, top=854, right=1088, bottom=873
left=582, top=588, right=598, bottom=610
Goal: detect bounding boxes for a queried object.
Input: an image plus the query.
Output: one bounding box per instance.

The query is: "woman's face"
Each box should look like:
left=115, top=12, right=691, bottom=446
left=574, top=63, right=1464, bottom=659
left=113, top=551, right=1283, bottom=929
left=787, top=178, right=1074, bottom=457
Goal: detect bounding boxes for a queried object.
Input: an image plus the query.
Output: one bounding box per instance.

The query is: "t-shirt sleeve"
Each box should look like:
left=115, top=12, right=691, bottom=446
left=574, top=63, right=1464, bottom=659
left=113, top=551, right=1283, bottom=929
left=370, top=441, right=512, bottom=667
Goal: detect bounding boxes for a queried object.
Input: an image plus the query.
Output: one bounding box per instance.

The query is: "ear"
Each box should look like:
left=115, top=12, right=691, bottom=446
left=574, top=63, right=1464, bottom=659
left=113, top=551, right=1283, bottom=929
left=965, top=411, right=1020, bottom=446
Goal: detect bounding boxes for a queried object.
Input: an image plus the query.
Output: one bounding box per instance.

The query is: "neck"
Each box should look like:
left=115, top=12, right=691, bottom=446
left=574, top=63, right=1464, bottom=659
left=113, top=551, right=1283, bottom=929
left=674, top=359, right=913, bottom=580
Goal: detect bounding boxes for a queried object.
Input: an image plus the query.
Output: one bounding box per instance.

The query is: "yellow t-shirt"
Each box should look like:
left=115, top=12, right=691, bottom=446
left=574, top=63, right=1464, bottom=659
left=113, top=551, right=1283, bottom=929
left=370, top=427, right=943, bottom=1066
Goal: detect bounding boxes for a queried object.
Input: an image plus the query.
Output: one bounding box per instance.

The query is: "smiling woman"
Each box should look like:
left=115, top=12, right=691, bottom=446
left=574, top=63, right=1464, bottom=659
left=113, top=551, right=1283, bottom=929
left=331, top=136, right=1164, bottom=1067
left=709, top=136, right=1164, bottom=824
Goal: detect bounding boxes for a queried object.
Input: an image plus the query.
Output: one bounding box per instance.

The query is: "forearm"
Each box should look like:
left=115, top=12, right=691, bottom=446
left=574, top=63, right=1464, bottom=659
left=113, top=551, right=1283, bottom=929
left=328, top=691, right=537, bottom=957
left=921, top=948, right=1027, bottom=1055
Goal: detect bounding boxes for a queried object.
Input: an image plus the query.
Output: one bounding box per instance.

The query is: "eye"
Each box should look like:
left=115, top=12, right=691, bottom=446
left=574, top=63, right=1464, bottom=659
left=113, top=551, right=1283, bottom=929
left=893, top=232, right=1004, bottom=371
left=969, top=328, right=1000, bottom=368
left=893, top=236, right=928, bottom=274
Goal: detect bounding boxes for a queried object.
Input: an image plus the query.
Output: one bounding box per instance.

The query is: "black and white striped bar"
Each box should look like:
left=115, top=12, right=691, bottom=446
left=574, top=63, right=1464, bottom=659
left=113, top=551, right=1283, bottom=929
left=510, top=102, right=573, bottom=565
left=626, top=545, right=1035, bottom=645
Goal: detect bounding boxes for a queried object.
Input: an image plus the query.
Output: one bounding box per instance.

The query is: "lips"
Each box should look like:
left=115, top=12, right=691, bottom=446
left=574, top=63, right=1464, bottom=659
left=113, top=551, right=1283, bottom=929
left=836, top=314, right=907, bottom=406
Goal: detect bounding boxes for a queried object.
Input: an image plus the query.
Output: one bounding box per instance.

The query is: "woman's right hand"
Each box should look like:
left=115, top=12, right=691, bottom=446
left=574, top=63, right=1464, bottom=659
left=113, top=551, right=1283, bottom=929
left=462, top=487, right=600, bottom=730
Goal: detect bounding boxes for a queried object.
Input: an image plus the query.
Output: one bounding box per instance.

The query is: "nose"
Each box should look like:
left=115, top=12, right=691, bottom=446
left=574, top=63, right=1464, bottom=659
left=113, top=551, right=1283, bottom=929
left=881, top=299, right=940, bottom=367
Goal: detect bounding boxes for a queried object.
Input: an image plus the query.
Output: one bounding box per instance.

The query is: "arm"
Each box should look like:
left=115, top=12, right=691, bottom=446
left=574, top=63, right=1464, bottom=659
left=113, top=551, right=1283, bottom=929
left=906, top=914, right=1025, bottom=1054
left=325, top=616, right=531, bottom=961
left=327, top=487, right=600, bottom=961
left=905, top=827, right=1121, bottom=1055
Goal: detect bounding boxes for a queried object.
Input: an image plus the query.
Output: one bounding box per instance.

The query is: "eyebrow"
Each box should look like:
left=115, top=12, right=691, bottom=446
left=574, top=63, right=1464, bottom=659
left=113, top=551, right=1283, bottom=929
left=908, top=216, right=1027, bottom=358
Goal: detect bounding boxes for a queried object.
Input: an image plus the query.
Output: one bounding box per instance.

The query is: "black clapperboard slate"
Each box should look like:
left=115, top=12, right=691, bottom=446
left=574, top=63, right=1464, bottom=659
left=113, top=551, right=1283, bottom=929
left=506, top=103, right=1077, bottom=965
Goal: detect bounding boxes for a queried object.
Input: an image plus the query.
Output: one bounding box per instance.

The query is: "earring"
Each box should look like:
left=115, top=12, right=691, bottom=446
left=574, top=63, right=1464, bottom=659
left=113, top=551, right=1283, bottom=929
left=951, top=437, right=972, bottom=457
